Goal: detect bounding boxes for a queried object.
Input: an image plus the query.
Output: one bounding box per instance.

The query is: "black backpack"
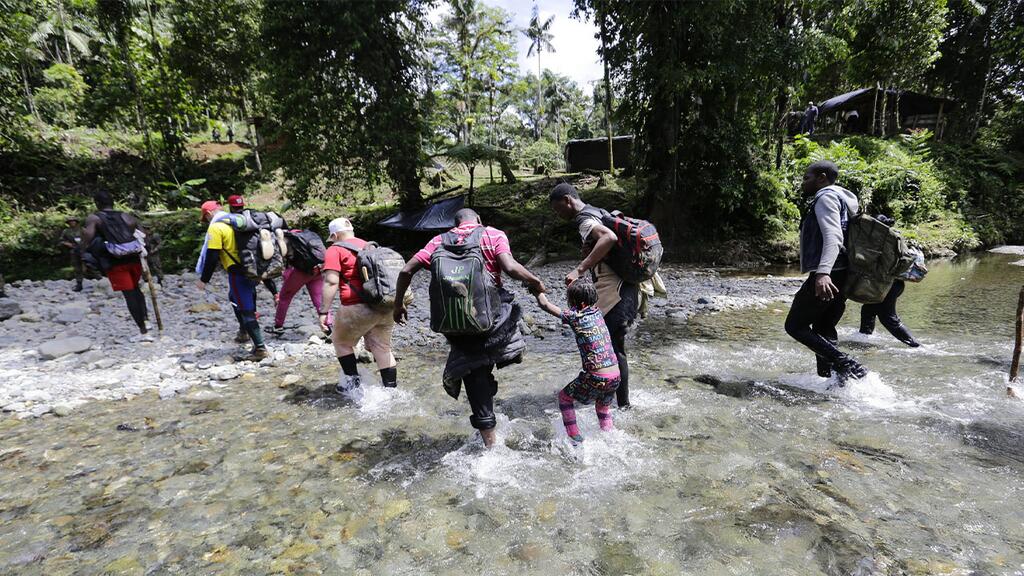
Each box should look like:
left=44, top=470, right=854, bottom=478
left=577, top=206, right=663, bottom=284
left=336, top=240, right=405, bottom=307
left=224, top=210, right=288, bottom=280
left=428, top=227, right=500, bottom=335
left=284, top=230, right=326, bottom=274
left=96, top=210, right=143, bottom=258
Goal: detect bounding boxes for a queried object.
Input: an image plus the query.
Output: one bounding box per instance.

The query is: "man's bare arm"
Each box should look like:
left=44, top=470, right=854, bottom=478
left=80, top=214, right=100, bottom=250
left=496, top=252, right=545, bottom=295
left=393, top=258, right=425, bottom=323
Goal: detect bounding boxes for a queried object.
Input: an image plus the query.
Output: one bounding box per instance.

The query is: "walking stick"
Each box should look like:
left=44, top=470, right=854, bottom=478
left=140, top=254, right=164, bottom=331
left=1009, top=285, right=1024, bottom=398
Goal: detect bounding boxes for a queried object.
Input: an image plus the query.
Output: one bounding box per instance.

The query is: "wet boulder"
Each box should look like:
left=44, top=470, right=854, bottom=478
left=39, top=336, right=93, bottom=360
left=53, top=303, right=89, bottom=324
left=0, top=300, right=22, bottom=321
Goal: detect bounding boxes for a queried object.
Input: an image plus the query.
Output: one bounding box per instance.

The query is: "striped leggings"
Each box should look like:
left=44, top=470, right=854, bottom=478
left=558, top=390, right=613, bottom=438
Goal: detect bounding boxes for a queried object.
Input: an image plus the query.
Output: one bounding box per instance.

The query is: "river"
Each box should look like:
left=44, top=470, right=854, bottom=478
left=1, top=253, right=1022, bottom=575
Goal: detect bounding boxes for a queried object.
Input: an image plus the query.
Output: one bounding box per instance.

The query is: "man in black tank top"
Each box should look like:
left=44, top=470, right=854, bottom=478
left=81, top=189, right=151, bottom=340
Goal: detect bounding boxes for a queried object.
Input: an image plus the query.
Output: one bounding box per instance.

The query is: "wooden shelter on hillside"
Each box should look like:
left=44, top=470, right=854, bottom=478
left=564, top=136, right=633, bottom=173
left=816, top=88, right=956, bottom=139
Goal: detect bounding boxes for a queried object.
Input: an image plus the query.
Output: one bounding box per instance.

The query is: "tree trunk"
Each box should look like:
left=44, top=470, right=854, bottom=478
left=20, top=62, right=39, bottom=122
left=871, top=84, right=880, bottom=135
left=488, top=84, right=494, bottom=183
left=468, top=165, right=475, bottom=206
left=57, top=0, right=73, bottom=66
left=536, top=50, right=543, bottom=140
left=240, top=86, right=263, bottom=173
left=601, top=14, right=615, bottom=174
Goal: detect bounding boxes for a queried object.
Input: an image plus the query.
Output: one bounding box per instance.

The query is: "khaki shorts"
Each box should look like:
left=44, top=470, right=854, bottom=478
left=332, top=303, right=395, bottom=356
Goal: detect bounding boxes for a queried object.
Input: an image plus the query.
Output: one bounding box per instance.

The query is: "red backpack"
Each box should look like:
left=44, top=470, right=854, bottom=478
left=577, top=205, right=663, bottom=283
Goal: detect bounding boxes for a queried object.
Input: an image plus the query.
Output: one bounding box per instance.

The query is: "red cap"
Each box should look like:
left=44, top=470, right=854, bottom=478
left=200, top=200, right=222, bottom=220
left=227, top=194, right=245, bottom=208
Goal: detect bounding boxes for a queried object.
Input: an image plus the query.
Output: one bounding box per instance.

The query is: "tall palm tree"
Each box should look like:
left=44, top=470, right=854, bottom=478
left=523, top=5, right=554, bottom=140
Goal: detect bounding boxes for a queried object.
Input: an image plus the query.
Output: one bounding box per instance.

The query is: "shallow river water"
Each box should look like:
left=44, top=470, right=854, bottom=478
left=1, top=254, right=1023, bottom=575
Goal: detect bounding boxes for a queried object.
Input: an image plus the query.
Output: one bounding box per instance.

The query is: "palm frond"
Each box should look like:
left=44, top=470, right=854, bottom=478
left=65, top=29, right=92, bottom=57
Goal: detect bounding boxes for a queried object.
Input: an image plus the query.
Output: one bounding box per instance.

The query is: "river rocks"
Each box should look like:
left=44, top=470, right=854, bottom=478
left=53, top=303, right=89, bottom=325
left=0, top=300, right=22, bottom=321
left=280, top=374, right=302, bottom=388
left=38, top=336, right=93, bottom=360
left=52, top=402, right=78, bottom=417
left=188, top=303, right=220, bottom=313
left=208, top=365, right=240, bottom=381
left=22, top=389, right=52, bottom=404
left=102, top=555, right=144, bottom=576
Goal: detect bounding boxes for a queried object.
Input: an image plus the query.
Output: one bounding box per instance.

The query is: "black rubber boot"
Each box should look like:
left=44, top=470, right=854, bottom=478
left=832, top=356, right=868, bottom=388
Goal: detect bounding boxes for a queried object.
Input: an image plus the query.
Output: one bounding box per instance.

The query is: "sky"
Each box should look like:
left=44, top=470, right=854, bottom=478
left=430, top=0, right=604, bottom=89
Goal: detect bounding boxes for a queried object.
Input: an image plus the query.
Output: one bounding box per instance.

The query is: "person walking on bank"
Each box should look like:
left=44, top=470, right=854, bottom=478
left=393, top=209, right=546, bottom=448
left=60, top=216, right=85, bottom=292
left=318, top=217, right=397, bottom=394
left=785, top=160, right=867, bottom=384
left=81, top=190, right=151, bottom=340
left=549, top=183, right=640, bottom=409
left=142, top=226, right=165, bottom=285
left=803, top=102, right=819, bottom=135
left=227, top=194, right=279, bottom=302
left=195, top=200, right=269, bottom=361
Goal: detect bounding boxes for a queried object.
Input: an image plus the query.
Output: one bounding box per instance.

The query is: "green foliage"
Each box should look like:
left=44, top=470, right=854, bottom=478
left=35, top=62, right=87, bottom=126
left=791, top=134, right=946, bottom=224
left=931, top=141, right=1024, bottom=245
left=516, top=140, right=562, bottom=173
left=261, top=0, right=429, bottom=208
left=429, top=0, right=517, bottom=147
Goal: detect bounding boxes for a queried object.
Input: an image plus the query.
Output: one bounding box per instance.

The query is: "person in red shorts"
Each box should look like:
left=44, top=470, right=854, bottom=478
left=81, top=189, right=151, bottom=340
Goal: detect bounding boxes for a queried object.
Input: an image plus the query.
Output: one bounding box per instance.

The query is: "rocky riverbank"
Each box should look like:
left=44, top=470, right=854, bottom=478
left=0, top=263, right=801, bottom=419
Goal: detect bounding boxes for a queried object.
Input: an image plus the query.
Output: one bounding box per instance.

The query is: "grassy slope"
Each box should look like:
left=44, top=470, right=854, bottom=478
left=2, top=130, right=1016, bottom=280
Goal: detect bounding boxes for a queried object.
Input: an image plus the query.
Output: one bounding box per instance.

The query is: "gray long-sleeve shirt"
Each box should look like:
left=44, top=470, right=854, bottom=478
left=799, top=185, right=859, bottom=275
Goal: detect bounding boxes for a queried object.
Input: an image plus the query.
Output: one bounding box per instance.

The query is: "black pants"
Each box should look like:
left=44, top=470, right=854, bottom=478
left=463, top=364, right=498, bottom=430
left=860, top=280, right=917, bottom=345
left=605, top=283, right=639, bottom=407
left=121, top=288, right=148, bottom=332
left=70, top=252, right=83, bottom=284
left=785, top=270, right=849, bottom=369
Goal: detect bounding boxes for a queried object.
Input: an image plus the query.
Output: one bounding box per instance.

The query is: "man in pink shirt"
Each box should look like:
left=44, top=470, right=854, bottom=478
left=393, top=209, right=545, bottom=448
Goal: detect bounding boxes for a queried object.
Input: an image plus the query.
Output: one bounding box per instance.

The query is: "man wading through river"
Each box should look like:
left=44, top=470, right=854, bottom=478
left=393, top=209, right=545, bottom=448
left=785, top=160, right=868, bottom=384
left=319, top=217, right=398, bottom=395
left=549, top=183, right=640, bottom=409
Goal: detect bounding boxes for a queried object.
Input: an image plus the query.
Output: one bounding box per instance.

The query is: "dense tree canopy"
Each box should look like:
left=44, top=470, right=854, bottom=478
left=0, top=0, right=1021, bottom=241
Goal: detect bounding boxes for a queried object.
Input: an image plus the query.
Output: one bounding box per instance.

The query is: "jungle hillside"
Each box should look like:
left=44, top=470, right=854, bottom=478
left=1, top=0, right=1023, bottom=279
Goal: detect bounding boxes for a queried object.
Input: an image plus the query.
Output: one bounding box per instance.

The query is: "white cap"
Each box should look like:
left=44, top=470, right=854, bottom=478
left=328, top=217, right=354, bottom=236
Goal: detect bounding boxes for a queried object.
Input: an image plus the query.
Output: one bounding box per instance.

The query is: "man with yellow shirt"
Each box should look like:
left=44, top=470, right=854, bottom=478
left=196, top=200, right=269, bottom=361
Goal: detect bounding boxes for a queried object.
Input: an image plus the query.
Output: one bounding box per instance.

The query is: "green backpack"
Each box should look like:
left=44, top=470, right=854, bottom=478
left=844, top=214, right=917, bottom=304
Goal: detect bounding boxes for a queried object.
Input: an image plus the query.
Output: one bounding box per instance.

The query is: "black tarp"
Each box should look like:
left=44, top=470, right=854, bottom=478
left=378, top=195, right=465, bottom=231
left=818, top=88, right=955, bottom=117
left=815, top=88, right=955, bottom=134
left=564, top=136, right=633, bottom=172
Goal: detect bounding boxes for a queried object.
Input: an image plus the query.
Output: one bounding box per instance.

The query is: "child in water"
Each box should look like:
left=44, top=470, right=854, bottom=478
left=536, top=279, right=620, bottom=443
